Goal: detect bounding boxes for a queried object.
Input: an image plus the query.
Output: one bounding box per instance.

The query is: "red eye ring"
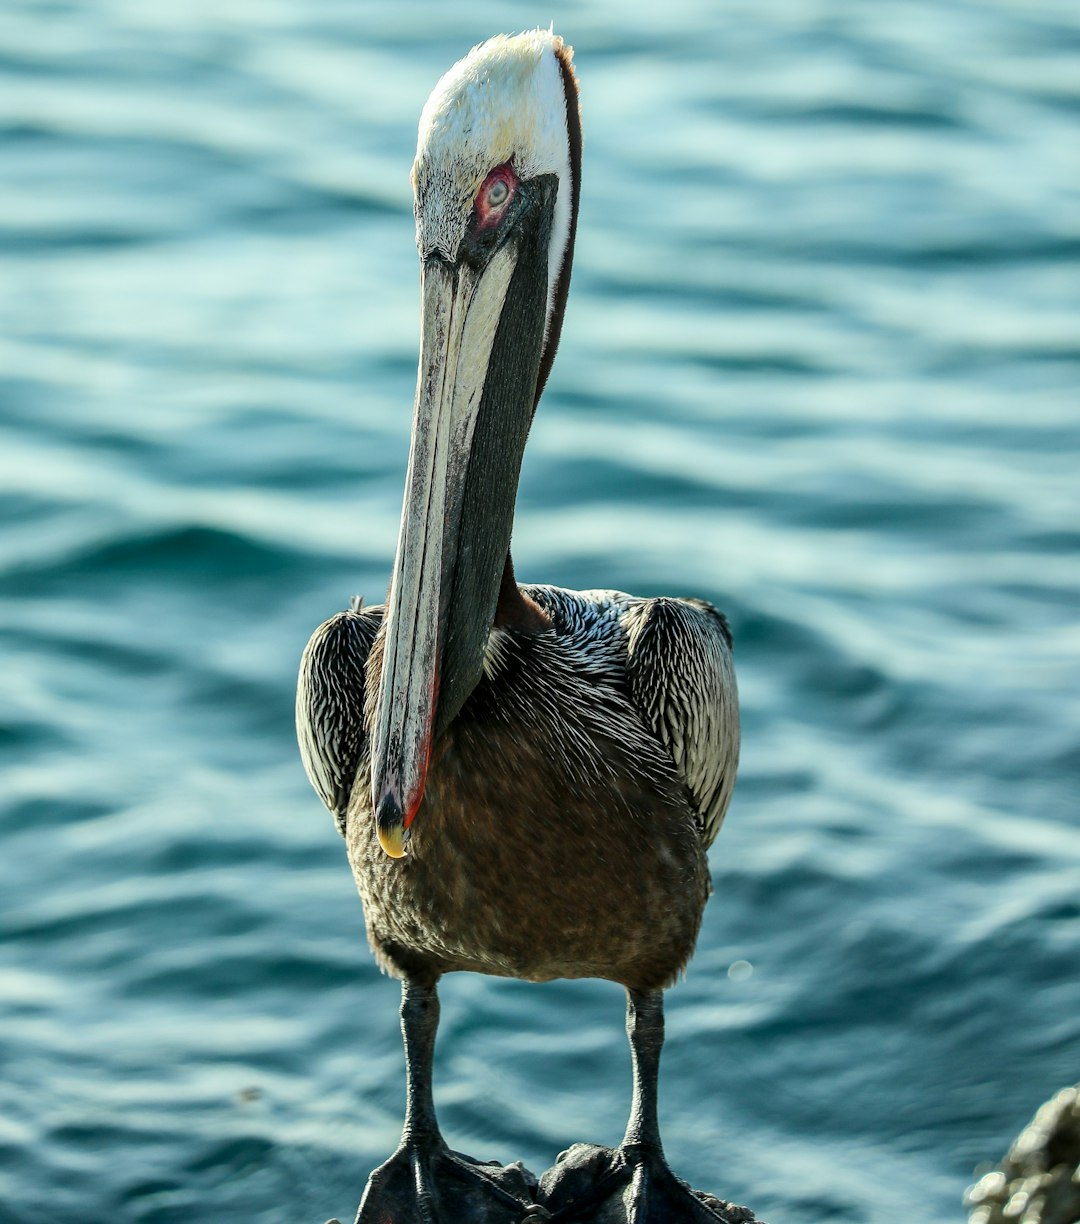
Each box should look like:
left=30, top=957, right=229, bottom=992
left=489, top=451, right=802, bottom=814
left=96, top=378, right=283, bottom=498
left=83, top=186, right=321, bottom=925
left=474, top=163, right=518, bottom=229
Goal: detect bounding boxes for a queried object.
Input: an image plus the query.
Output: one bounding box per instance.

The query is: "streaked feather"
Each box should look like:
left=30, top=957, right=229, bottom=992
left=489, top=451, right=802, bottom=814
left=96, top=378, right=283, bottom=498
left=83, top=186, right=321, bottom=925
left=296, top=604, right=381, bottom=834
left=297, top=585, right=738, bottom=851
left=622, top=597, right=739, bottom=848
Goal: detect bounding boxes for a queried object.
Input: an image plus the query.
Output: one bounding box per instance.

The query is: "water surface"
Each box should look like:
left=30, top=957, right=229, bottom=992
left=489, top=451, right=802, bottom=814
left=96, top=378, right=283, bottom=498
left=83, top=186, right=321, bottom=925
left=2, top=2, right=1079, bottom=1221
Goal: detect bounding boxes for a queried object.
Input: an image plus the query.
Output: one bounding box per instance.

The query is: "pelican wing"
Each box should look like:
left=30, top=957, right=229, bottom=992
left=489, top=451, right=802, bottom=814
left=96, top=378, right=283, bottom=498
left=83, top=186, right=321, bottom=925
left=296, top=604, right=382, bottom=834
left=623, top=597, right=740, bottom=847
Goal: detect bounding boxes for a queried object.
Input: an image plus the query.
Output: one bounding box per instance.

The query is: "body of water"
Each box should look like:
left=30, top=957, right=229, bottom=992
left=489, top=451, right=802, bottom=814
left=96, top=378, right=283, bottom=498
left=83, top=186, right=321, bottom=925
left=1, top=2, right=1078, bottom=1221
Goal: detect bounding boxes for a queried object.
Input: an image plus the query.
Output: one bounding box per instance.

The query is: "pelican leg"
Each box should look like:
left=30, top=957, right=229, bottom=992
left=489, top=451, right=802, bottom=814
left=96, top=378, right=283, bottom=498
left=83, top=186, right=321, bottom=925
left=537, top=990, right=756, bottom=1223
left=356, top=978, right=541, bottom=1224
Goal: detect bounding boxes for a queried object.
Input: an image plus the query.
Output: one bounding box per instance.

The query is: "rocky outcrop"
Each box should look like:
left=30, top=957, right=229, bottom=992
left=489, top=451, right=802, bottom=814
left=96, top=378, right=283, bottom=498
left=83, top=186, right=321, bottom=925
left=967, top=1085, right=1080, bottom=1224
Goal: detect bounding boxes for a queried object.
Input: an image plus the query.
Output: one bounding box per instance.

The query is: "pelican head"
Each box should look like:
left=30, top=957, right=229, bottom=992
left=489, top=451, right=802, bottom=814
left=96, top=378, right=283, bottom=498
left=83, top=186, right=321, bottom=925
left=369, top=30, right=581, bottom=857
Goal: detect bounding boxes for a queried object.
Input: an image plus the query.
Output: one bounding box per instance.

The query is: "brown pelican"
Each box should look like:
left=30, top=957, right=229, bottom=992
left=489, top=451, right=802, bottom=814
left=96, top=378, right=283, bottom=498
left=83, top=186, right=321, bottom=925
left=298, top=29, right=741, bottom=1224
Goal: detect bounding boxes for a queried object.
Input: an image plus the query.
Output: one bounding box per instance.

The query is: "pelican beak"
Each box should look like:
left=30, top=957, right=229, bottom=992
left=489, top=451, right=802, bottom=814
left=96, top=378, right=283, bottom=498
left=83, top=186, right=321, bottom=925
left=369, top=244, right=526, bottom=858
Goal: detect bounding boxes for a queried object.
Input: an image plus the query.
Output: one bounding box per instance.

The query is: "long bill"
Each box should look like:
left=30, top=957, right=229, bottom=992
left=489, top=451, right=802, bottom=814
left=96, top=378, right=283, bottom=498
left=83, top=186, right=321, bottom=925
left=368, top=245, right=524, bottom=858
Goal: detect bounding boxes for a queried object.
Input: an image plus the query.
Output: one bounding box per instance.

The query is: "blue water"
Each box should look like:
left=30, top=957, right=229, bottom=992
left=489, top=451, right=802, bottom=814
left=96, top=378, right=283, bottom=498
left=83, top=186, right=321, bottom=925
left=2, top=2, right=1078, bottom=1221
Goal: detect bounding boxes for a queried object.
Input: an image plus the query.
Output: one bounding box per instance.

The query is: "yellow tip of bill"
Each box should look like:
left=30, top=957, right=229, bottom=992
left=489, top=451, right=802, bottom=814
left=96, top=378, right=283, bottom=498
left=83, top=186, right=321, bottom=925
left=378, top=823, right=407, bottom=859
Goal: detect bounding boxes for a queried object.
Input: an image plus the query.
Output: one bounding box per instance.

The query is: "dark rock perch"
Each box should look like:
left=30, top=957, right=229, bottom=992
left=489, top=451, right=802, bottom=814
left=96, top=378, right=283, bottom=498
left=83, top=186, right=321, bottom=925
left=966, top=1084, right=1080, bottom=1224
left=321, top=1143, right=765, bottom=1223
left=536, top=1142, right=763, bottom=1222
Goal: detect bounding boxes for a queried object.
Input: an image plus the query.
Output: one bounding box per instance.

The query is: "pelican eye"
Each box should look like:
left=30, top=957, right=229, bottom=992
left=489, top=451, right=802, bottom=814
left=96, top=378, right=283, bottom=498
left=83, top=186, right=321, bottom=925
left=474, top=164, right=518, bottom=229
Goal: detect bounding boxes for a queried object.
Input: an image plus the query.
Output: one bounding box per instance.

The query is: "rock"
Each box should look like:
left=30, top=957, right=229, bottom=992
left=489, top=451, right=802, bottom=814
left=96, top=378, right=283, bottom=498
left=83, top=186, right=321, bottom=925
left=966, top=1084, right=1080, bottom=1224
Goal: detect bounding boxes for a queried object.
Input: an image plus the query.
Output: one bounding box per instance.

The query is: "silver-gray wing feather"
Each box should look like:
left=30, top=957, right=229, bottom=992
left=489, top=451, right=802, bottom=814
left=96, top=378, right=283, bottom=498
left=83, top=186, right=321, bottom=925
left=622, top=597, right=739, bottom=847
left=296, top=604, right=382, bottom=834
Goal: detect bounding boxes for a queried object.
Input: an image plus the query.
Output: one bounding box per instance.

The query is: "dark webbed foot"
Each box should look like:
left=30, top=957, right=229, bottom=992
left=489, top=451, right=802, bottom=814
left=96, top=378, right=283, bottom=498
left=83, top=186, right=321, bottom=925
left=357, top=979, right=544, bottom=1223
left=357, top=1140, right=540, bottom=1223
left=533, top=990, right=761, bottom=1223
left=537, top=1142, right=757, bottom=1223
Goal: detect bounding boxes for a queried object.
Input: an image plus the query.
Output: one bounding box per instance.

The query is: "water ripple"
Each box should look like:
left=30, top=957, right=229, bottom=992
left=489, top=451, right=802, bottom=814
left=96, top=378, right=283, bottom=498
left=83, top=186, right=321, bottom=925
left=2, top=3, right=1078, bottom=1222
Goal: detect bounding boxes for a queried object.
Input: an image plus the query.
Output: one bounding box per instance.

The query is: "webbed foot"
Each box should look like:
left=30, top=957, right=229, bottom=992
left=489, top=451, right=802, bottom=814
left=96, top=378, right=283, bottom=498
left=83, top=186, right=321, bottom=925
left=537, top=1142, right=759, bottom=1224
left=355, top=1139, right=542, bottom=1224
left=355, top=980, right=543, bottom=1221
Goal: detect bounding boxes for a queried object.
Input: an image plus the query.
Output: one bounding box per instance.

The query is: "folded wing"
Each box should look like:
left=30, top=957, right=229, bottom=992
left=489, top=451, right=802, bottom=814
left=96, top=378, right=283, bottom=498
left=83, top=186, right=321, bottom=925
left=623, top=597, right=740, bottom=848
left=296, top=604, right=382, bottom=834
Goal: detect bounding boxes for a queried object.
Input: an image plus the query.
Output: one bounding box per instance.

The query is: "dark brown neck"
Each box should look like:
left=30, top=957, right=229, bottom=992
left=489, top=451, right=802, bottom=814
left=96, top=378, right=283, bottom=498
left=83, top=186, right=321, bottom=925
left=532, top=42, right=582, bottom=410
left=493, top=553, right=551, bottom=633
